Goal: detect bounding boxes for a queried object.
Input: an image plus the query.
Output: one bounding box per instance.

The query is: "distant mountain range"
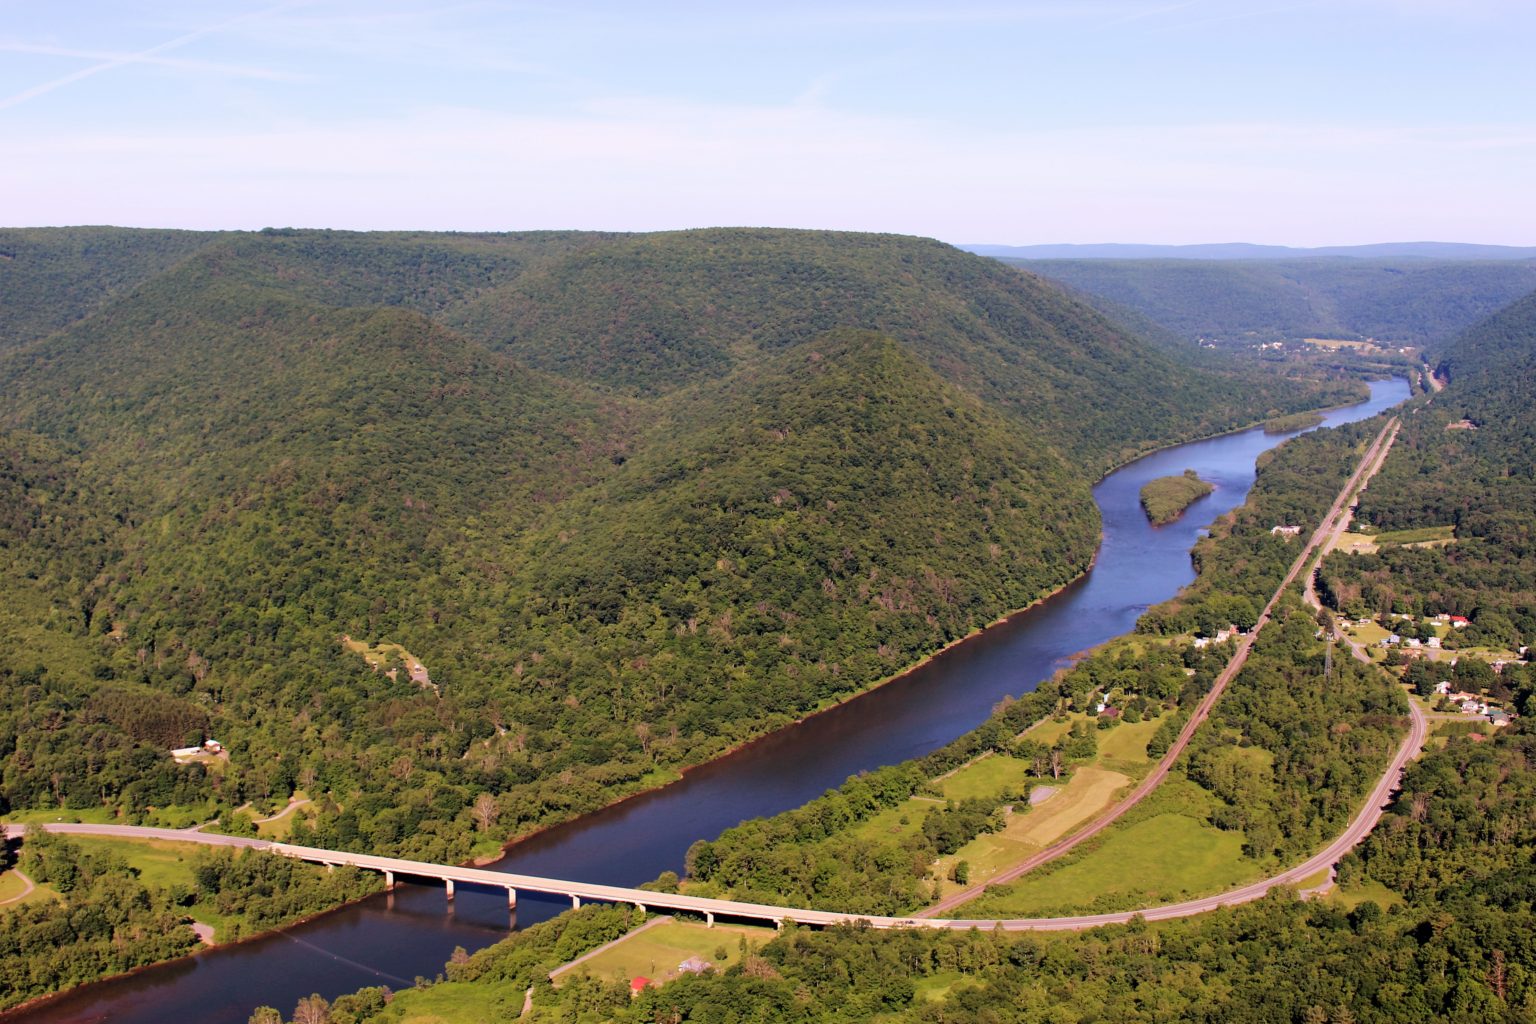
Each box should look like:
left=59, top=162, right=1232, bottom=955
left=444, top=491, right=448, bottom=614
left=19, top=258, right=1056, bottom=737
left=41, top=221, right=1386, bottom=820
left=962, top=242, right=1536, bottom=262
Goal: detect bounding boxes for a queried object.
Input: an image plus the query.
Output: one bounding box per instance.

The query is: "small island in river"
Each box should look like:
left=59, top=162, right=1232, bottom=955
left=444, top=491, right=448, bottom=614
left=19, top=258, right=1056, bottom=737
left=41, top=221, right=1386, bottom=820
left=1140, top=469, right=1214, bottom=525
left=1262, top=411, right=1324, bottom=434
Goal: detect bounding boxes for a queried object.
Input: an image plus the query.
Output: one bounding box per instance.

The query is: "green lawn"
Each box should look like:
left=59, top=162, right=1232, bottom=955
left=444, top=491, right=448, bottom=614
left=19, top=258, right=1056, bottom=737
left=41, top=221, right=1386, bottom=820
left=370, top=979, right=527, bottom=1023
left=847, top=801, right=927, bottom=845
left=912, top=971, right=982, bottom=1003
left=1097, top=718, right=1159, bottom=770
left=61, top=836, right=242, bottom=934
left=69, top=836, right=201, bottom=889
left=1374, top=525, right=1455, bottom=546
left=0, top=869, right=53, bottom=909
left=1327, top=877, right=1403, bottom=912
left=552, top=920, right=771, bottom=988
left=1020, top=716, right=1073, bottom=746
left=959, top=782, right=1254, bottom=918
left=937, top=754, right=1030, bottom=802
left=929, top=766, right=1132, bottom=903
left=1, top=806, right=119, bottom=826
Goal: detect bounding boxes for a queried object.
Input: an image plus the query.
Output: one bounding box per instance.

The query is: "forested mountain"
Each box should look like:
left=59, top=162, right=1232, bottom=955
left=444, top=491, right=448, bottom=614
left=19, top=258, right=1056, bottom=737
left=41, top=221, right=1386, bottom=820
left=1007, top=256, right=1536, bottom=349
left=0, top=226, right=216, bottom=351
left=438, top=229, right=1357, bottom=469
left=0, top=227, right=1358, bottom=864
left=1319, top=287, right=1536, bottom=658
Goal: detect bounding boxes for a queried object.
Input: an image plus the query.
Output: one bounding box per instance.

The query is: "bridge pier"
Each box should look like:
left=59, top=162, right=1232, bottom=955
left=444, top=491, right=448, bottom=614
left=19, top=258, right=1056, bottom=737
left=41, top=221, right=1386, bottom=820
left=384, top=870, right=395, bottom=891
left=633, top=901, right=645, bottom=915
left=507, top=887, right=518, bottom=909
left=705, top=911, right=714, bottom=928
left=571, top=895, right=581, bottom=909
left=445, top=878, right=455, bottom=902
left=774, top=918, right=784, bottom=931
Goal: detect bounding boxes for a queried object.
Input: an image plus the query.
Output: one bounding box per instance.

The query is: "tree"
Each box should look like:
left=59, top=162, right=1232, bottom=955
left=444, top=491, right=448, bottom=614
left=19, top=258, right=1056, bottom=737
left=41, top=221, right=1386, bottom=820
left=292, top=993, right=330, bottom=1024
left=472, top=793, right=500, bottom=834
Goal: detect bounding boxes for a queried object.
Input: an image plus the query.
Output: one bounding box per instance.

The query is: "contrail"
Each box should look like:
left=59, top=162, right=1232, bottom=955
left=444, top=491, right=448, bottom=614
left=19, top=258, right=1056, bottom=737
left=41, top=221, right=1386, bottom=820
left=0, top=0, right=311, bottom=111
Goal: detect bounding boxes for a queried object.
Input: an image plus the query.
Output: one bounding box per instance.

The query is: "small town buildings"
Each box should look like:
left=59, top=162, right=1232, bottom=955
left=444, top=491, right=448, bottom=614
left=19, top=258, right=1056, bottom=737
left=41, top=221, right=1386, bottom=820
left=1271, top=525, right=1302, bottom=538
left=1449, top=615, right=1471, bottom=629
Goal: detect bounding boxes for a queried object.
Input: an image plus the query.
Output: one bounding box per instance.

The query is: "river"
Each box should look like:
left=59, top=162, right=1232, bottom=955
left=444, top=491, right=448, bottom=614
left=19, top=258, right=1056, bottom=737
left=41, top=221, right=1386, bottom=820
left=13, top=379, right=1408, bottom=1023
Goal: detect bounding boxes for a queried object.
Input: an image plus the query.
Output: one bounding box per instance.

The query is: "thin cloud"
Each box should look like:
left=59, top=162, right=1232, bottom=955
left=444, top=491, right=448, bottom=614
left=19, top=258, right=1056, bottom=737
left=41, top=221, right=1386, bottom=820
left=0, top=42, right=308, bottom=82
left=0, top=1, right=313, bottom=112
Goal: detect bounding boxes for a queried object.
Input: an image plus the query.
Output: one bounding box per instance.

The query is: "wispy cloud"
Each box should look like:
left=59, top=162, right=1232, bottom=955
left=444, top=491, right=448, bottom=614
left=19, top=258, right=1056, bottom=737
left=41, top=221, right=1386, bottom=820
left=0, top=1, right=312, bottom=112
left=0, top=41, right=308, bottom=83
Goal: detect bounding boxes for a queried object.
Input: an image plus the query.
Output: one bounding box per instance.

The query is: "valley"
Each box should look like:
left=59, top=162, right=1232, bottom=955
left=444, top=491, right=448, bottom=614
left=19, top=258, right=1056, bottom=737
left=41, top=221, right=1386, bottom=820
left=2, top=226, right=1532, bottom=1024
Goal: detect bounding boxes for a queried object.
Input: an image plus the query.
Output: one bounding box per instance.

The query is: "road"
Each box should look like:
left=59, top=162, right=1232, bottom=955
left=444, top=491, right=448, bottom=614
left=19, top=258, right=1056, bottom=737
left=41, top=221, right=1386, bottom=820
left=921, top=417, right=1403, bottom=916
left=0, top=867, right=36, bottom=906
left=0, top=421, right=1429, bottom=936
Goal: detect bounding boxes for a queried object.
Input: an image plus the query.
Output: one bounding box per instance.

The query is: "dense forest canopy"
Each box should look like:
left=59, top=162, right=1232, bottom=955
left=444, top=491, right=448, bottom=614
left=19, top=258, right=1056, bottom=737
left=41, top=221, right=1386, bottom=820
left=0, top=227, right=1360, bottom=869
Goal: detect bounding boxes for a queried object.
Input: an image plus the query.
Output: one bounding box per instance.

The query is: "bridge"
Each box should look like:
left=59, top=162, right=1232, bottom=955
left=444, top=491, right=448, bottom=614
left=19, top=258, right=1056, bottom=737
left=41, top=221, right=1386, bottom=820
left=1, top=416, right=1426, bottom=934
left=1, top=697, right=1423, bottom=935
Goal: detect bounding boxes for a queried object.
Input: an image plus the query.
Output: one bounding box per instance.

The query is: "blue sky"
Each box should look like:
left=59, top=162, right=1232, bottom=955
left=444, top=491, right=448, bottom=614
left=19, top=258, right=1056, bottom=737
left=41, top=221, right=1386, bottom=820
left=2, top=1, right=1532, bottom=244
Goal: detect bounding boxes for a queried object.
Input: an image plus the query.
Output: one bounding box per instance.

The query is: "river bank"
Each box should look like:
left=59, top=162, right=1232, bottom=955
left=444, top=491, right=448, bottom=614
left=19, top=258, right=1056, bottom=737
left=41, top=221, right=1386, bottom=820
left=6, top=379, right=1409, bottom=1024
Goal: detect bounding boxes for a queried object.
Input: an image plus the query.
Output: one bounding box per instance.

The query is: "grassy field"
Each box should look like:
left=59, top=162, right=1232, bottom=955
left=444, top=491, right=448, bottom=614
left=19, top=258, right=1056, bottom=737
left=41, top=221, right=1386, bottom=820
left=1097, top=718, right=1158, bottom=770
left=1020, top=715, right=1073, bottom=746
left=936, top=753, right=1030, bottom=802
left=1335, top=531, right=1378, bottom=554
left=912, top=971, right=982, bottom=1003
left=62, top=836, right=244, bottom=935
left=552, top=919, right=772, bottom=988
left=1326, top=877, right=1403, bottom=912
left=0, top=869, right=52, bottom=909
left=930, top=766, right=1132, bottom=902
left=0, top=806, right=119, bottom=826
left=958, top=781, right=1254, bottom=917
left=1374, top=524, right=1455, bottom=546
left=367, top=979, right=526, bottom=1023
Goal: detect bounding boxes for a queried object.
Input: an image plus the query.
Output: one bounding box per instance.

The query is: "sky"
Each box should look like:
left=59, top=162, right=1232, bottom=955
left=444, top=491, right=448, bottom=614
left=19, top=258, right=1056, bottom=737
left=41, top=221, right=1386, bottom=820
left=2, top=0, right=1533, bottom=245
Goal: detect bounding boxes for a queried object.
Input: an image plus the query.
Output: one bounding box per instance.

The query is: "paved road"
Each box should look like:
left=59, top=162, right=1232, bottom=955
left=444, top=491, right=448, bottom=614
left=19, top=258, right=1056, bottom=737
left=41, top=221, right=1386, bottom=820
left=921, top=417, right=1403, bottom=917
left=0, top=867, right=36, bottom=906
left=0, top=420, right=1428, bottom=935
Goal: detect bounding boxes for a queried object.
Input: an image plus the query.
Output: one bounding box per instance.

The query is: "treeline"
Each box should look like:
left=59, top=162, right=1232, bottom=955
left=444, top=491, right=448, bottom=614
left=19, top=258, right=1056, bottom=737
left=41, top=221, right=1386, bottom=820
left=684, top=636, right=1225, bottom=913
left=0, top=227, right=1365, bottom=884
left=0, top=833, right=197, bottom=1011
left=325, top=724, right=1536, bottom=1023
left=674, top=405, right=1409, bottom=914
left=0, top=833, right=378, bottom=1012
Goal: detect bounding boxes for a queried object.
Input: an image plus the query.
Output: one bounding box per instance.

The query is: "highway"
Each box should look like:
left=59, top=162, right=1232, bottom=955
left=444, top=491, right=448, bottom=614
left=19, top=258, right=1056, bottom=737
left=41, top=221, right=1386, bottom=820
left=0, top=418, right=1427, bottom=935
left=922, top=416, right=1404, bottom=916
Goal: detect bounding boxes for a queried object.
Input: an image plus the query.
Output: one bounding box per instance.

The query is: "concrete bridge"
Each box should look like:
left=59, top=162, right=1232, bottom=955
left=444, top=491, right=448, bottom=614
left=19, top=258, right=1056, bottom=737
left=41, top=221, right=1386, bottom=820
left=1, top=715, right=1424, bottom=936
